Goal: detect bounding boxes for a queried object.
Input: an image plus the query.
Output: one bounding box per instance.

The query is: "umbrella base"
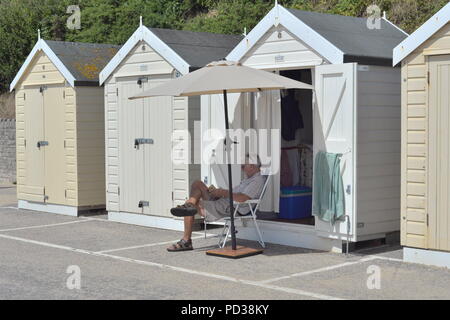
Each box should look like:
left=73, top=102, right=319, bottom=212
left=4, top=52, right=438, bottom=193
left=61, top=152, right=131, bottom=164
left=206, top=246, right=263, bottom=259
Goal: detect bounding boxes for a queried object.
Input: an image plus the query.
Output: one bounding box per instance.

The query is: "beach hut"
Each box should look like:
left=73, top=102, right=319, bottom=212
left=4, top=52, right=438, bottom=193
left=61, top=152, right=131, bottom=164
left=99, top=25, right=242, bottom=229
left=393, top=3, right=450, bottom=268
left=200, top=4, right=408, bottom=252
left=10, top=39, right=119, bottom=216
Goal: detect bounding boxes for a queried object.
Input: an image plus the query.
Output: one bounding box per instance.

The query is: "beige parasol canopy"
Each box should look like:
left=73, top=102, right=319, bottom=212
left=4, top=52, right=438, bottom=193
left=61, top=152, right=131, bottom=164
left=129, top=60, right=313, bottom=99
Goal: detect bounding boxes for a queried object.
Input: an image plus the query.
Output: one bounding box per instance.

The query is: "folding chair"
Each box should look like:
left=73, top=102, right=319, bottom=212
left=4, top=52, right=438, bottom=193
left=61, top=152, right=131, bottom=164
left=210, top=171, right=271, bottom=248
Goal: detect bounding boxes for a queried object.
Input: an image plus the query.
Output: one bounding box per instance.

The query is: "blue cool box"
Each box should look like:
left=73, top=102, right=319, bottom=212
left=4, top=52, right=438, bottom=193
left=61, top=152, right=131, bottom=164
left=279, top=186, right=313, bottom=219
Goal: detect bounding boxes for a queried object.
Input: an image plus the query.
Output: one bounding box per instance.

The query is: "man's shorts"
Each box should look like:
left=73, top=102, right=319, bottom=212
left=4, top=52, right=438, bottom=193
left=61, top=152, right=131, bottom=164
left=200, top=198, right=231, bottom=222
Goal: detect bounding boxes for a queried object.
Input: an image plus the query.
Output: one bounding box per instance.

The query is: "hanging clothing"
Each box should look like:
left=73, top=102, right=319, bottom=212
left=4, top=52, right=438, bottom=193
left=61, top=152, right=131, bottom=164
left=312, top=151, right=345, bottom=224
left=281, top=90, right=304, bottom=141
left=299, top=144, right=313, bottom=188
left=286, top=148, right=300, bottom=186
left=280, top=149, right=293, bottom=187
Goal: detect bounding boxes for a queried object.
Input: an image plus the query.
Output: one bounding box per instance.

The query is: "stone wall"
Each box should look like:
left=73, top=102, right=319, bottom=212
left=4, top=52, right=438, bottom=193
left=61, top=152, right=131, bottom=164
left=0, top=119, right=16, bottom=184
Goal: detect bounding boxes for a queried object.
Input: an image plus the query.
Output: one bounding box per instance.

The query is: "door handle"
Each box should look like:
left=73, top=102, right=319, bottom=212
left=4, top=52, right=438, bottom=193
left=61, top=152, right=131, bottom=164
left=134, top=138, right=154, bottom=149
left=37, top=141, right=49, bottom=149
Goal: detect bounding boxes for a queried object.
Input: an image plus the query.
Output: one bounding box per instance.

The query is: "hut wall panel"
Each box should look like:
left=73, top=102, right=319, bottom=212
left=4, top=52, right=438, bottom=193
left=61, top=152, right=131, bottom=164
left=22, top=52, right=65, bottom=86
left=75, top=86, right=106, bottom=207
left=64, top=86, right=78, bottom=205
left=356, top=66, right=402, bottom=237
left=241, top=25, right=324, bottom=68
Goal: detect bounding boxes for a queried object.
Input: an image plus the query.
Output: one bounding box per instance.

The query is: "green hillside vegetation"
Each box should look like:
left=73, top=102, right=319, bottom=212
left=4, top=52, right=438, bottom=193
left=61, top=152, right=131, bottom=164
left=0, top=0, right=448, bottom=94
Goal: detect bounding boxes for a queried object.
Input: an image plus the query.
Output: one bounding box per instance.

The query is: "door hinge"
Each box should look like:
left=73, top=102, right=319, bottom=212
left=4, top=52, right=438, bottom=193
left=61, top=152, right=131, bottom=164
left=427, top=71, right=430, bottom=85
left=138, top=200, right=149, bottom=208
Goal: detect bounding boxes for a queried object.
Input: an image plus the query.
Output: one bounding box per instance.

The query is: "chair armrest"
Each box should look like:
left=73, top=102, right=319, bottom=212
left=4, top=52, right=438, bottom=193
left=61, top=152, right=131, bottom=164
left=238, top=199, right=259, bottom=204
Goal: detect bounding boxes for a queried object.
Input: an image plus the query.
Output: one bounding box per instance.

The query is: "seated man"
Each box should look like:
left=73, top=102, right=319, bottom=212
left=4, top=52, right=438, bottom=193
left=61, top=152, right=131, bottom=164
left=167, top=154, right=266, bottom=252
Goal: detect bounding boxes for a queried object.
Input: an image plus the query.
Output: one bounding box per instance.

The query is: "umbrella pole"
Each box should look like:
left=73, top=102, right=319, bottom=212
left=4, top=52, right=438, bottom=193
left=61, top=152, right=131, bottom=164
left=222, top=90, right=237, bottom=251
left=205, top=90, right=263, bottom=259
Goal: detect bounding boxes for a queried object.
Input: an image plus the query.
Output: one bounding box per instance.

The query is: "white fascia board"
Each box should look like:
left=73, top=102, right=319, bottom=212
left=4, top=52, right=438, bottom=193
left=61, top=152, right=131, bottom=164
left=99, top=25, right=190, bottom=85
left=278, top=5, right=343, bottom=64
left=10, top=39, right=76, bottom=91
left=393, top=2, right=450, bottom=66
left=99, top=26, right=143, bottom=85
left=141, top=26, right=190, bottom=75
left=226, top=4, right=344, bottom=65
left=382, top=17, right=409, bottom=37
left=226, top=6, right=277, bottom=62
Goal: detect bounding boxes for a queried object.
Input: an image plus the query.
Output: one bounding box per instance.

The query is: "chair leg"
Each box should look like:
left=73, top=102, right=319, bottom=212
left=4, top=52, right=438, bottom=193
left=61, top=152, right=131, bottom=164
left=251, top=210, right=265, bottom=248
left=219, top=221, right=229, bottom=248
left=222, top=223, right=231, bottom=248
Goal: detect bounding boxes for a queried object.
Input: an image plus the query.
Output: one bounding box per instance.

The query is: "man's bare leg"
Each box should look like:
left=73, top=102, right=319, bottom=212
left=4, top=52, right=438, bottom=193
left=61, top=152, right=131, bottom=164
left=186, top=180, right=210, bottom=206
left=182, top=201, right=207, bottom=241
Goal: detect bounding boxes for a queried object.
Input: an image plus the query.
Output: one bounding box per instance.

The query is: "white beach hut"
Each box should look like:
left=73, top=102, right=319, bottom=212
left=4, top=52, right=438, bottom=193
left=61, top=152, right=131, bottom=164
left=202, top=4, right=408, bottom=252
left=99, top=25, right=242, bottom=229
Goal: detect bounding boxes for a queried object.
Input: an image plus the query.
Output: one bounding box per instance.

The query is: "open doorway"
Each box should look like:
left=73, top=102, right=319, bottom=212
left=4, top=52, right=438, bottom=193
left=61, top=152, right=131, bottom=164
left=259, top=68, right=315, bottom=226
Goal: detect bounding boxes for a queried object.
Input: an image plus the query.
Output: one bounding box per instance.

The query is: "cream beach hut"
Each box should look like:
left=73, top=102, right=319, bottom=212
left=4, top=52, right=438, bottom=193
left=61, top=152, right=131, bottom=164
left=393, top=2, right=450, bottom=268
left=10, top=39, right=119, bottom=216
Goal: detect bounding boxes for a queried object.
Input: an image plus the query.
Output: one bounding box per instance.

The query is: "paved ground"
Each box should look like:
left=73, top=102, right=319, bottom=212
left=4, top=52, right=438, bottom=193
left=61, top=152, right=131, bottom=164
left=1, top=185, right=449, bottom=300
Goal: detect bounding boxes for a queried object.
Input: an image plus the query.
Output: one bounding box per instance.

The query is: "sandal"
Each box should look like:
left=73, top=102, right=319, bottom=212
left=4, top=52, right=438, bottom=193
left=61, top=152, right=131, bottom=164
left=167, top=239, right=194, bottom=252
left=170, top=203, right=198, bottom=217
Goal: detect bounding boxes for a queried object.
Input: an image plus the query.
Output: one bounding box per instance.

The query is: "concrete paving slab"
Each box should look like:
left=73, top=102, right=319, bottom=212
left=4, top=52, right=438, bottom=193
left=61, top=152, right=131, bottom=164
left=113, top=236, right=363, bottom=282
left=272, top=259, right=450, bottom=300
left=352, top=245, right=403, bottom=260
left=0, top=208, right=78, bottom=230
left=0, top=185, right=17, bottom=206
left=5, top=218, right=196, bottom=252
left=0, top=237, right=312, bottom=300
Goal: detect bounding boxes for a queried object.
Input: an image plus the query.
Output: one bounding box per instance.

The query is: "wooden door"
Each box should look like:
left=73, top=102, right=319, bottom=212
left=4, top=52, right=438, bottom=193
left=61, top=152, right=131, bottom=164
left=118, top=78, right=145, bottom=213
left=142, top=77, right=173, bottom=216
left=23, top=86, right=45, bottom=201
left=43, top=84, right=66, bottom=205
left=428, top=55, right=450, bottom=251
left=314, top=63, right=357, bottom=239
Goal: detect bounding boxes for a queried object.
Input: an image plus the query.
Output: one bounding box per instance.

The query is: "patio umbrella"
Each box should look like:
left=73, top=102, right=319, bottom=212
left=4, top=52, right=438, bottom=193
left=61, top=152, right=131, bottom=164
left=130, top=60, right=313, bottom=258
